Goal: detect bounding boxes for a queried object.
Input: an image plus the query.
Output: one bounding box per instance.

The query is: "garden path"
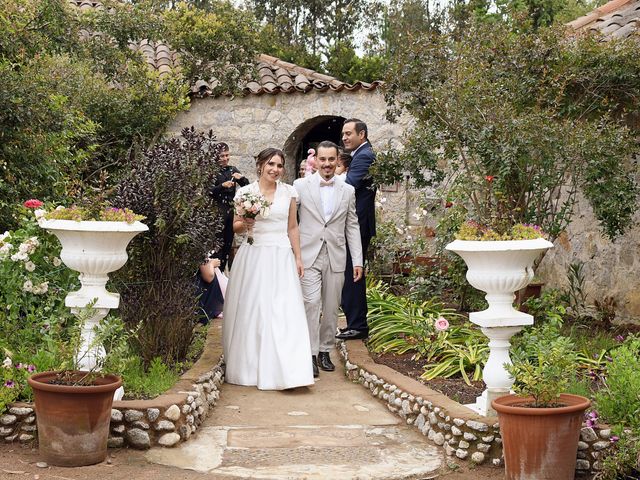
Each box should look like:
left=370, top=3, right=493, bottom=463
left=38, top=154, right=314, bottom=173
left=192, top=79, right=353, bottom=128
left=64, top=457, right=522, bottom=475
left=144, top=346, right=444, bottom=479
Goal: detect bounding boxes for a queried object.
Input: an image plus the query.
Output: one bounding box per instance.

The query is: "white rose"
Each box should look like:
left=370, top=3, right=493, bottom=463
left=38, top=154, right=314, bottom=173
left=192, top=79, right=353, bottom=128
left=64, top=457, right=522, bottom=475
left=0, top=231, right=10, bottom=241
left=11, top=251, right=28, bottom=262
left=34, top=209, right=46, bottom=219
left=243, top=200, right=252, bottom=209
left=33, top=282, right=48, bottom=295
left=0, top=243, right=11, bottom=255
left=24, top=261, right=36, bottom=272
left=52, top=257, right=62, bottom=267
left=22, top=280, right=33, bottom=292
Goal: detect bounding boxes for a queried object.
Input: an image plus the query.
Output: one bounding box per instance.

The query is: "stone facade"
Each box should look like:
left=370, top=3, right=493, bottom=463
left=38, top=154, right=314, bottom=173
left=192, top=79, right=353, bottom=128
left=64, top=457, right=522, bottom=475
left=167, top=89, right=410, bottom=184
left=537, top=191, right=640, bottom=323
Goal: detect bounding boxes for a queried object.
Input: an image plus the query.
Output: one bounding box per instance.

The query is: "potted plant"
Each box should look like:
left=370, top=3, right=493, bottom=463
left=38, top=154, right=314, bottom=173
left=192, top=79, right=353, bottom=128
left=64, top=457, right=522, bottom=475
left=492, top=322, right=591, bottom=480
left=27, top=306, right=126, bottom=467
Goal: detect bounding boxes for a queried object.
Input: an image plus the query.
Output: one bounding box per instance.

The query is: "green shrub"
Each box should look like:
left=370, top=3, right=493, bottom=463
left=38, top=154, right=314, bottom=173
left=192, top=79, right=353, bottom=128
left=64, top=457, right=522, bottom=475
left=594, top=336, right=640, bottom=428
left=112, top=128, right=222, bottom=366
left=507, top=323, right=578, bottom=407
left=122, top=357, right=179, bottom=400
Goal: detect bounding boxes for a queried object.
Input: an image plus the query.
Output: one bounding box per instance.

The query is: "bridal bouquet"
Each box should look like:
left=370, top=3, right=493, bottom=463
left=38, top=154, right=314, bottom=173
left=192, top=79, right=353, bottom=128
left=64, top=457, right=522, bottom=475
left=234, top=191, right=271, bottom=245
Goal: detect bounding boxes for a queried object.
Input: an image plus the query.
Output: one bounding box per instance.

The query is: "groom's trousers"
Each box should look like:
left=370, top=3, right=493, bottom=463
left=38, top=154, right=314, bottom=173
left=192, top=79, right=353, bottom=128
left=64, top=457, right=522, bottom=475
left=301, top=243, right=345, bottom=356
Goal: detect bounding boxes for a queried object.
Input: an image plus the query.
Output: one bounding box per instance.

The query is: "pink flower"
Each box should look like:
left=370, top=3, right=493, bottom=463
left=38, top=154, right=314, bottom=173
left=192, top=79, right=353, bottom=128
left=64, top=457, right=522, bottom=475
left=27, top=365, right=36, bottom=373
left=485, top=175, right=494, bottom=183
left=435, top=316, right=450, bottom=331
left=23, top=199, right=44, bottom=209
left=4, top=380, right=14, bottom=388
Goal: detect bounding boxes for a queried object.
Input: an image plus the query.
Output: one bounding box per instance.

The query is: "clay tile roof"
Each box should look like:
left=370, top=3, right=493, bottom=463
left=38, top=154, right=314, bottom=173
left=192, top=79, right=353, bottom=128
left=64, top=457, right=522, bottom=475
left=67, top=1, right=382, bottom=95
left=568, top=0, right=640, bottom=39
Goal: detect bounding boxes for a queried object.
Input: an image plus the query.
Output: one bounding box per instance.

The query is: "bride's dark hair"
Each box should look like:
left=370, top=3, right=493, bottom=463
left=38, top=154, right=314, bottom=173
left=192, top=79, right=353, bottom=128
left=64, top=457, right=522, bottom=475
left=255, top=147, right=285, bottom=175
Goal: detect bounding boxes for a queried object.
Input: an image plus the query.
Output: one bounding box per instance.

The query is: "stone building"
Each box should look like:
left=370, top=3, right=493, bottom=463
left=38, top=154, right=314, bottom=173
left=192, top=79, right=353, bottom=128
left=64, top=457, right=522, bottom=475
left=166, top=54, right=410, bottom=184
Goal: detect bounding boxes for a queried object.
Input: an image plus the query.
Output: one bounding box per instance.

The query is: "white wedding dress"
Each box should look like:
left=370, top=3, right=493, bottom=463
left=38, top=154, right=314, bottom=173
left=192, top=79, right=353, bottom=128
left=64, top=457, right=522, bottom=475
left=223, top=181, right=315, bottom=390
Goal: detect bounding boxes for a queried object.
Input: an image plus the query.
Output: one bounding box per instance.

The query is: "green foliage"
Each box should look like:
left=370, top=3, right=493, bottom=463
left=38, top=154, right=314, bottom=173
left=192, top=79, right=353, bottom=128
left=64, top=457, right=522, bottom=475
left=112, top=128, right=222, bottom=365
left=507, top=322, right=579, bottom=407
left=594, top=427, right=640, bottom=480
left=0, top=0, right=256, bottom=229
left=45, top=206, right=144, bottom=223
left=122, top=357, right=179, bottom=399
left=382, top=21, right=639, bottom=241
left=366, top=279, right=488, bottom=385
left=421, top=333, right=489, bottom=385
left=367, top=280, right=458, bottom=359
left=594, top=336, right=640, bottom=428
left=163, top=1, right=258, bottom=92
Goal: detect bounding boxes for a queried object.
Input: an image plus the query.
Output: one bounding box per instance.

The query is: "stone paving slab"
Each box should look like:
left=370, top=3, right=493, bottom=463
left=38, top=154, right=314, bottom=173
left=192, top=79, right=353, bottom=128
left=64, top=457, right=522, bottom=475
left=144, top=349, right=444, bottom=479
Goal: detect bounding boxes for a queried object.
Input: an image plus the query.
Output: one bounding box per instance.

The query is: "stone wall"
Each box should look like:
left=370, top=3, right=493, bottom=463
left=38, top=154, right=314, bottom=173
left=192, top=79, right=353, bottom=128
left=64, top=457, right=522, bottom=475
left=537, top=191, right=640, bottom=323
left=167, top=89, right=411, bottom=184
left=0, top=325, right=225, bottom=449
left=338, top=338, right=614, bottom=474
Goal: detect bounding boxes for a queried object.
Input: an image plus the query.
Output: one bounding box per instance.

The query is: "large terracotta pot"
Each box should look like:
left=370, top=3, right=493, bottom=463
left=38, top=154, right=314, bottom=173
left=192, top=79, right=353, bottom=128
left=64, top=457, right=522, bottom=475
left=492, top=393, right=591, bottom=480
left=28, top=371, right=122, bottom=467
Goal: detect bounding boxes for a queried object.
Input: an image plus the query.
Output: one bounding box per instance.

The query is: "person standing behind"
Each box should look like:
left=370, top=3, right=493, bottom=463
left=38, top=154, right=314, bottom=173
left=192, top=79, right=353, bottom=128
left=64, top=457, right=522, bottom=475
left=336, top=119, right=376, bottom=341
left=335, top=151, right=351, bottom=179
left=294, top=141, right=363, bottom=377
left=209, top=143, right=249, bottom=271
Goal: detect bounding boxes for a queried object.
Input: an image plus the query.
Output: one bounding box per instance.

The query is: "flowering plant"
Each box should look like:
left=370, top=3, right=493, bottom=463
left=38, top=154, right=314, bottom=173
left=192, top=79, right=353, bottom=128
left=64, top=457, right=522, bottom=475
left=455, top=221, right=547, bottom=241
left=43, top=205, right=145, bottom=223
left=0, top=353, right=35, bottom=413
left=234, top=190, right=271, bottom=245
left=0, top=204, right=81, bottom=411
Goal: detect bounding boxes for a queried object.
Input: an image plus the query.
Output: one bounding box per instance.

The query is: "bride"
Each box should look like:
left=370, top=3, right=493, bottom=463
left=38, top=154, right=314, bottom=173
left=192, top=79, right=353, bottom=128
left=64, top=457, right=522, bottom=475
left=222, top=147, right=315, bottom=390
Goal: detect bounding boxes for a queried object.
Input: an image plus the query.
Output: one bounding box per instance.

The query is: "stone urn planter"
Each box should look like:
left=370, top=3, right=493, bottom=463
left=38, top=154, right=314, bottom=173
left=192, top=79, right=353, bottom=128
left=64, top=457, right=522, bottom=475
left=28, top=371, right=122, bottom=467
left=492, top=393, right=591, bottom=480
left=39, top=219, right=148, bottom=370
left=445, top=238, right=553, bottom=415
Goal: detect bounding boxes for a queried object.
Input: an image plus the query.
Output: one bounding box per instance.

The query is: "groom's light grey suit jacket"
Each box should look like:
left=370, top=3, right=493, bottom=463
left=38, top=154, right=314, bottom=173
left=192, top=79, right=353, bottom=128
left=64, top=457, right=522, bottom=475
left=294, top=174, right=363, bottom=271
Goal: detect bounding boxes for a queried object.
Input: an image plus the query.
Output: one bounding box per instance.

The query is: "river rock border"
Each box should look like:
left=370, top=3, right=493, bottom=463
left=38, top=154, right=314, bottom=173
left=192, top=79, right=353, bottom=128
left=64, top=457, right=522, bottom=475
left=1, top=324, right=225, bottom=449
left=337, top=339, right=613, bottom=473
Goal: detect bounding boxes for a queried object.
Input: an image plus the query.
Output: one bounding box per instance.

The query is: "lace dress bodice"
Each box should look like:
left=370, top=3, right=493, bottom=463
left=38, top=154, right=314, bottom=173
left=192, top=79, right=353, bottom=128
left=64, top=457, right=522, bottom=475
left=235, top=181, right=296, bottom=247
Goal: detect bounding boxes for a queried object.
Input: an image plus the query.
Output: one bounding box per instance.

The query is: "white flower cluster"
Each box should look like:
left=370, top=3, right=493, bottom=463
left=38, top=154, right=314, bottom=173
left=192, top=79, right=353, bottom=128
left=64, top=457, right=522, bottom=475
left=375, top=196, right=387, bottom=208
left=10, top=236, right=39, bottom=263
left=2, top=357, right=12, bottom=369
left=0, top=231, right=12, bottom=257
left=22, top=280, right=48, bottom=295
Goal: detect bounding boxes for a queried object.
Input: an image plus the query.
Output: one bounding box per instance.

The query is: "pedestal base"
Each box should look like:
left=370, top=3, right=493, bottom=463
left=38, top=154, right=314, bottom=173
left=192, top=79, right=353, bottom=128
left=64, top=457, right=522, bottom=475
left=466, top=389, right=509, bottom=417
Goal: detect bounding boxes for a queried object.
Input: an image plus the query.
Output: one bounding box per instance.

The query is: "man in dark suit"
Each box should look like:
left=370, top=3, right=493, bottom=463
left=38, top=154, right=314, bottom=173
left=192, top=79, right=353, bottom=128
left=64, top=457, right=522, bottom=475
left=209, top=143, right=249, bottom=271
left=336, top=119, right=376, bottom=341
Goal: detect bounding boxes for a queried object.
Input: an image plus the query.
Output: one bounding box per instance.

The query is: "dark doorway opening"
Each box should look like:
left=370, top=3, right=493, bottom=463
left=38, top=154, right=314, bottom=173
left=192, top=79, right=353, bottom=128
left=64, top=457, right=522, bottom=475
left=284, top=115, right=345, bottom=180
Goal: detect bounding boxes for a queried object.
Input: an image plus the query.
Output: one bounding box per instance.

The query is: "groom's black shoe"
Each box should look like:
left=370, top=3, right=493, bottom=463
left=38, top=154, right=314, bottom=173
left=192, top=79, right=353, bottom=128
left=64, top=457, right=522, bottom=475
left=318, top=352, right=335, bottom=372
left=312, top=356, right=319, bottom=378
left=336, top=329, right=368, bottom=340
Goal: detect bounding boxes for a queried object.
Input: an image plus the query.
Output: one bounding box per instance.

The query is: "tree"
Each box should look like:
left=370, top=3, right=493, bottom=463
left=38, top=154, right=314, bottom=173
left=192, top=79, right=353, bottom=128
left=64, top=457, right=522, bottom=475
left=0, top=0, right=256, bottom=228
left=381, top=21, right=640, bottom=241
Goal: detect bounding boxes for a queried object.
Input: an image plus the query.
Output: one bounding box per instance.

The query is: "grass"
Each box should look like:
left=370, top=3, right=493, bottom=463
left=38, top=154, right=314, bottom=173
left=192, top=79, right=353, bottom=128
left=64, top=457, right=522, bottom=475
left=123, top=357, right=180, bottom=399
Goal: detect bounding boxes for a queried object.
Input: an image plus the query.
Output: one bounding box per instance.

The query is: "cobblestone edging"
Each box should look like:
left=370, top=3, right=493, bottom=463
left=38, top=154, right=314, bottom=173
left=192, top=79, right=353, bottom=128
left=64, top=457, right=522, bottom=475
left=1, top=325, right=225, bottom=449
left=338, top=340, right=613, bottom=473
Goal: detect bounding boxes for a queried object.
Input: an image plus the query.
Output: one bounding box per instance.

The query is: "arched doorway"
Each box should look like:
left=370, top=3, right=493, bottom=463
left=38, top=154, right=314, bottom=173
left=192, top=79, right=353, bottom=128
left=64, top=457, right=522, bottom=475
left=283, top=115, right=345, bottom=179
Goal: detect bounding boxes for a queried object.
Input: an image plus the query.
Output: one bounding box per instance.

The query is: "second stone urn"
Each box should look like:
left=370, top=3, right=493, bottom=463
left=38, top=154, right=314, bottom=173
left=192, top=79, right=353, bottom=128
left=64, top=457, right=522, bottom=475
left=446, top=238, right=553, bottom=416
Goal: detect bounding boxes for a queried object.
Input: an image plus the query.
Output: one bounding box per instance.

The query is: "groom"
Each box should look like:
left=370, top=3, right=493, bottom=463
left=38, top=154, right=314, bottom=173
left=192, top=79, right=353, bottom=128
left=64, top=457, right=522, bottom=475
left=294, top=141, right=363, bottom=377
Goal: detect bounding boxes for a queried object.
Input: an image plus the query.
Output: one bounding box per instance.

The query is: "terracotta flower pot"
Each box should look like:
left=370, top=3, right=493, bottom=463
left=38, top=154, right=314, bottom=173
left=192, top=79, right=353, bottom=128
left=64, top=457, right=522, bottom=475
left=492, top=393, right=591, bottom=480
left=28, top=371, right=122, bottom=467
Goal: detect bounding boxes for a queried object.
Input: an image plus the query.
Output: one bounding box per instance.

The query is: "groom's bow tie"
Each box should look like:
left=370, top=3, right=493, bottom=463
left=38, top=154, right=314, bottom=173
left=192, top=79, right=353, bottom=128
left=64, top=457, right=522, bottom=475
left=319, top=178, right=335, bottom=187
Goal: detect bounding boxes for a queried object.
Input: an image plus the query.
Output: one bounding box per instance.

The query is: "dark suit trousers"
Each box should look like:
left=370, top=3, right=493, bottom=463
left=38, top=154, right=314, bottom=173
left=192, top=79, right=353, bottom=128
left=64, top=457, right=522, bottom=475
left=218, top=212, right=234, bottom=272
left=341, top=234, right=371, bottom=333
